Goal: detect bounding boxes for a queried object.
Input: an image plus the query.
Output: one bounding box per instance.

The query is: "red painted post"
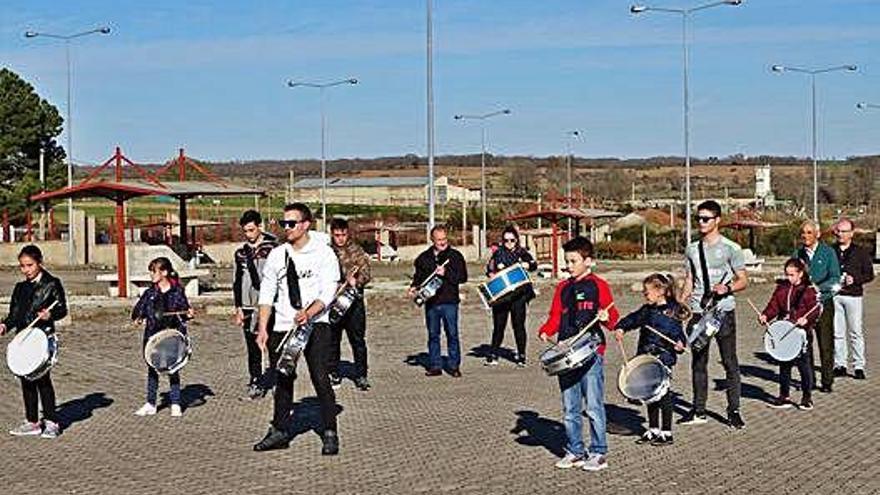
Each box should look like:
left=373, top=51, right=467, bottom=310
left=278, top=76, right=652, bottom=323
left=115, top=146, right=123, bottom=182
left=25, top=210, right=33, bottom=242
left=178, top=148, right=186, bottom=181
left=551, top=220, right=559, bottom=277
left=116, top=200, right=127, bottom=298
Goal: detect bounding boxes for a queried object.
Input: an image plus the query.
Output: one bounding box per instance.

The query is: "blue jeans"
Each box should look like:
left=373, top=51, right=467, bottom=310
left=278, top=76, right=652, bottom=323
left=559, top=355, right=607, bottom=457
left=425, top=303, right=461, bottom=370
left=146, top=368, right=181, bottom=406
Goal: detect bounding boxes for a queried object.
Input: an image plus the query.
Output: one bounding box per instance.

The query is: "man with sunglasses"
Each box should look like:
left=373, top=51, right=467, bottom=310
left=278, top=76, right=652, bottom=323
left=795, top=220, right=841, bottom=393
left=253, top=203, right=341, bottom=455
left=408, top=225, right=468, bottom=377
left=484, top=225, right=538, bottom=366
left=831, top=218, right=873, bottom=380
left=680, top=200, right=749, bottom=429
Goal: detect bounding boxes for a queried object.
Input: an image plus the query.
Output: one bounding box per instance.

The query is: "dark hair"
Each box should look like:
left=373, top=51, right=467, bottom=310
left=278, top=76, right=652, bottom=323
left=783, top=257, right=811, bottom=285
left=501, top=225, right=519, bottom=241
left=148, top=256, right=179, bottom=282
left=283, top=202, right=313, bottom=223
left=696, top=200, right=722, bottom=218
left=239, top=209, right=262, bottom=227
left=562, top=236, right=593, bottom=259
left=18, top=245, right=44, bottom=264
left=644, top=273, right=676, bottom=302
left=430, top=224, right=448, bottom=239
left=330, top=218, right=349, bottom=231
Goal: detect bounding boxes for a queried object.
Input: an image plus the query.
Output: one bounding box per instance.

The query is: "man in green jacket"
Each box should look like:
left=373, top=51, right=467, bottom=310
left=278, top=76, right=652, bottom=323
left=794, top=220, right=842, bottom=393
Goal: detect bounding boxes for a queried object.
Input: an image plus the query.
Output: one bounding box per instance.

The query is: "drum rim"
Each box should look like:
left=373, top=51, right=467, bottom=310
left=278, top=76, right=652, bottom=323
left=6, top=329, right=53, bottom=376
left=617, top=354, right=671, bottom=402
left=143, top=329, right=191, bottom=373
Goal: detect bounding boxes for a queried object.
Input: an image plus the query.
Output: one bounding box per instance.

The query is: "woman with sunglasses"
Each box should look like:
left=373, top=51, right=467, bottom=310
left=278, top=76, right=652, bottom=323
left=484, top=225, right=538, bottom=366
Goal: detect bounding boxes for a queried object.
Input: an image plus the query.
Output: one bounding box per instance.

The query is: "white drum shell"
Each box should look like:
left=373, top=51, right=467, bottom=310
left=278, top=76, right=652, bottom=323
left=764, top=320, right=807, bottom=362
left=6, top=329, right=58, bottom=381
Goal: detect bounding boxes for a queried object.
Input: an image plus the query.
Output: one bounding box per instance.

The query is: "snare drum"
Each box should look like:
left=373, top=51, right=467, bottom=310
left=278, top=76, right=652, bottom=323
left=687, top=307, right=724, bottom=353
left=617, top=354, right=672, bottom=404
left=144, top=329, right=192, bottom=374
left=414, top=273, right=444, bottom=307
left=478, top=265, right=532, bottom=308
left=764, top=320, right=807, bottom=362
left=329, top=286, right=360, bottom=325
left=276, top=323, right=314, bottom=376
left=540, top=331, right=601, bottom=376
left=6, top=328, right=58, bottom=381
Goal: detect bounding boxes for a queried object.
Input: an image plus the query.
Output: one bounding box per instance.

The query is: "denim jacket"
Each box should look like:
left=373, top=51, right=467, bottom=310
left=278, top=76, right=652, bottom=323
left=617, top=301, right=686, bottom=367
left=132, top=282, right=191, bottom=342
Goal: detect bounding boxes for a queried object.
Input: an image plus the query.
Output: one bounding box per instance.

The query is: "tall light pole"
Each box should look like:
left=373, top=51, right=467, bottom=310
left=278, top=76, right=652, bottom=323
left=25, top=26, right=111, bottom=265
left=426, top=0, right=436, bottom=234
left=287, top=78, right=358, bottom=229
left=771, top=64, right=858, bottom=224
left=564, top=130, right=583, bottom=236
left=630, top=0, right=742, bottom=245
left=454, top=109, right=511, bottom=258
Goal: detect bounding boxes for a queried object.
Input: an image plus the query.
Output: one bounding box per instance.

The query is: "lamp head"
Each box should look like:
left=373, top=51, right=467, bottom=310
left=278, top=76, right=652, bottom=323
left=725, top=0, right=743, bottom=6
left=24, top=31, right=38, bottom=38
left=856, top=103, right=866, bottom=109
left=347, top=78, right=358, bottom=85
left=501, top=109, right=511, bottom=115
left=845, top=65, right=858, bottom=72
left=771, top=65, right=785, bottom=73
left=453, top=115, right=463, bottom=120
left=98, top=27, right=111, bottom=34
left=630, top=5, right=648, bottom=13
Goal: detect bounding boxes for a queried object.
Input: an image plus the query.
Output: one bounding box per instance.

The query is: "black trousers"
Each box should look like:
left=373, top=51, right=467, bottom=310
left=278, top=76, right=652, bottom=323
left=267, top=323, right=337, bottom=432
left=647, top=391, right=673, bottom=431
left=690, top=310, right=741, bottom=415
left=807, top=300, right=835, bottom=388
left=328, top=298, right=368, bottom=378
left=241, top=310, right=263, bottom=383
left=780, top=351, right=813, bottom=399
left=21, top=372, right=56, bottom=423
left=490, top=296, right=528, bottom=357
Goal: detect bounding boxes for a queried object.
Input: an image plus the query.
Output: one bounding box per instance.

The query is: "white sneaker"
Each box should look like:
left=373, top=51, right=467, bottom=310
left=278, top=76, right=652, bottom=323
left=554, top=452, right=586, bottom=469
left=134, top=403, right=157, bottom=416
left=170, top=404, right=182, bottom=417
left=582, top=453, right=608, bottom=472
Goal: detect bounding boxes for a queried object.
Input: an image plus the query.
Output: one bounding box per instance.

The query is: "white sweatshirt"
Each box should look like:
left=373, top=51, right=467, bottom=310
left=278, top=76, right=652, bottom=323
left=258, top=234, right=340, bottom=332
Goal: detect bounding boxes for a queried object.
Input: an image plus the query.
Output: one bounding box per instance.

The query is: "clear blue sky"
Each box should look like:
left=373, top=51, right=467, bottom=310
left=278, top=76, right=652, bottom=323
left=2, top=0, right=878, bottom=164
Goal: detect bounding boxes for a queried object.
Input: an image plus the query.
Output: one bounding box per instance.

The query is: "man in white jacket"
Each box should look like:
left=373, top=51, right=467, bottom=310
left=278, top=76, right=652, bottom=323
left=253, top=203, right=341, bottom=455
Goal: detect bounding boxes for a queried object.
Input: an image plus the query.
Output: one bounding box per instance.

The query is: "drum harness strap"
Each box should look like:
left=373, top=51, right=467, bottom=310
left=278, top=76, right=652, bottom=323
left=245, top=245, right=262, bottom=292
left=689, top=240, right=732, bottom=312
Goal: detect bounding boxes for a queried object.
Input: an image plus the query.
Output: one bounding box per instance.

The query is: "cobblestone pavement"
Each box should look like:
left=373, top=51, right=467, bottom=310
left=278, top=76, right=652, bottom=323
left=1, top=272, right=878, bottom=494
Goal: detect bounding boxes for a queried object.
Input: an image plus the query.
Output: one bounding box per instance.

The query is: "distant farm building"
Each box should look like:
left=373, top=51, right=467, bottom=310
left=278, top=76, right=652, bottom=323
left=291, top=175, right=480, bottom=206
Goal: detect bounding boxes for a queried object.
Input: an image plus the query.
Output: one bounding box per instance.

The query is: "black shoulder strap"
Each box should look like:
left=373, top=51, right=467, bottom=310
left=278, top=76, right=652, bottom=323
left=698, top=240, right=711, bottom=295
left=284, top=250, right=303, bottom=310
left=245, top=245, right=262, bottom=291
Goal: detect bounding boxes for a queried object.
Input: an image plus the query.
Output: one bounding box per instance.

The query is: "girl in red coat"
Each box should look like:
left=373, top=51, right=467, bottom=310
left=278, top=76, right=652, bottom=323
left=759, top=258, right=819, bottom=410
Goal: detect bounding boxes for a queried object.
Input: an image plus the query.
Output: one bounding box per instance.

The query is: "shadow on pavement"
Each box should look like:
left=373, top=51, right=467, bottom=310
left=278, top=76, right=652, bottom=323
left=510, top=410, right=566, bottom=457
left=287, top=397, right=345, bottom=441
left=56, top=392, right=114, bottom=429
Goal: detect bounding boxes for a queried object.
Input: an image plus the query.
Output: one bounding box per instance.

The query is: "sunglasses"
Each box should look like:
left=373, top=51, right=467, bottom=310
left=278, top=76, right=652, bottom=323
left=696, top=215, right=716, bottom=224
left=279, top=219, right=302, bottom=229
left=503, top=238, right=517, bottom=243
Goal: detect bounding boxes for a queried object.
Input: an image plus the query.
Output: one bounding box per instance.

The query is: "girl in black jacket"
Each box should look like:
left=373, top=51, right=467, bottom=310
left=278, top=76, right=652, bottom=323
left=615, top=273, right=686, bottom=446
left=0, top=245, right=68, bottom=438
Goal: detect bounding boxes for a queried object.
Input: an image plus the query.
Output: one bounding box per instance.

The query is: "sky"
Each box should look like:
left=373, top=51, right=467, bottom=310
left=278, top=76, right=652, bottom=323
left=1, top=0, right=879, bottom=164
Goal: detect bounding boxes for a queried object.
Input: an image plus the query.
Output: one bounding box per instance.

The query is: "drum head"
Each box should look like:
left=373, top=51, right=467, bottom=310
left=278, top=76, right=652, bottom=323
left=144, top=330, right=190, bottom=373
left=7, top=329, right=50, bottom=377
left=618, top=355, right=670, bottom=402
left=504, top=266, right=529, bottom=285
left=765, top=321, right=806, bottom=362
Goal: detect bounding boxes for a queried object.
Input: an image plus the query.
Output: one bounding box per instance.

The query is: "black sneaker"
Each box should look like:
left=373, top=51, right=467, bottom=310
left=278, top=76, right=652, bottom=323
left=635, top=431, right=656, bottom=444
left=727, top=410, right=745, bottom=430
left=651, top=433, right=674, bottom=446
left=514, top=354, right=527, bottom=368
left=766, top=396, right=795, bottom=409
left=253, top=426, right=289, bottom=452
left=329, top=374, right=343, bottom=389
left=354, top=376, right=371, bottom=391
left=799, top=398, right=814, bottom=411
left=854, top=369, right=866, bottom=380
left=483, top=356, right=499, bottom=367
left=321, top=430, right=339, bottom=456
left=834, top=366, right=847, bottom=378
left=678, top=412, right=708, bottom=426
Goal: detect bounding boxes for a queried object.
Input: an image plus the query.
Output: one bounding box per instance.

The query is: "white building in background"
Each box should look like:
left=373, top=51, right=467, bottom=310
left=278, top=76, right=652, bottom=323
left=291, top=175, right=480, bottom=206
left=755, top=164, right=776, bottom=208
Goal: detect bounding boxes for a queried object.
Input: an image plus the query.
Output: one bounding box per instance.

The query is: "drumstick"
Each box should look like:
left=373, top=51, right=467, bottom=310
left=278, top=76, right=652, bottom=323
left=745, top=298, right=766, bottom=324
left=562, top=302, right=616, bottom=346
left=18, top=301, right=60, bottom=341
left=643, top=325, right=687, bottom=353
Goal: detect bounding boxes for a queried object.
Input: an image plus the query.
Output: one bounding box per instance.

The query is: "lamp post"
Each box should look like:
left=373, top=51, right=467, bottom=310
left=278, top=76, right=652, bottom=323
left=287, top=78, right=358, bottom=229
left=630, top=1, right=742, bottom=245
left=564, top=130, right=582, bottom=236
left=426, top=0, right=436, bottom=234
left=454, top=109, right=511, bottom=258
left=25, top=26, right=111, bottom=265
left=771, top=64, right=858, bottom=223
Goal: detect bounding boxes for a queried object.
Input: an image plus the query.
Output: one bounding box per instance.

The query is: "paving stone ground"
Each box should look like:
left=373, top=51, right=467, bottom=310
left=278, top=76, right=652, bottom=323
left=1, top=263, right=878, bottom=494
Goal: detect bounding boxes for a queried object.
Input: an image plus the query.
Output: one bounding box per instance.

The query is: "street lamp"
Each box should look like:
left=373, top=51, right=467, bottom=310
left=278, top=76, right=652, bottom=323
left=454, top=109, right=511, bottom=258
left=25, top=26, right=111, bottom=265
left=564, top=130, right=583, bottom=236
left=286, top=77, right=358, bottom=229
left=426, top=0, right=436, bottom=234
left=630, top=0, right=742, bottom=245
left=771, top=64, right=858, bottom=224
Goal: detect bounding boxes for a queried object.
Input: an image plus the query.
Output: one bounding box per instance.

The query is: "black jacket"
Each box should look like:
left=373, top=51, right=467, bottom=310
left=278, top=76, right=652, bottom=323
left=617, top=301, right=687, bottom=367
left=834, top=243, right=875, bottom=297
left=3, top=271, right=68, bottom=335
left=411, top=246, right=468, bottom=306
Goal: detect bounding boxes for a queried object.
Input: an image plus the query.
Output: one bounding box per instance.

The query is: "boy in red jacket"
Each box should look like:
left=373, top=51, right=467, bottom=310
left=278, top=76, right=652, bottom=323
left=539, top=237, right=619, bottom=472
left=759, top=258, right=819, bottom=410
